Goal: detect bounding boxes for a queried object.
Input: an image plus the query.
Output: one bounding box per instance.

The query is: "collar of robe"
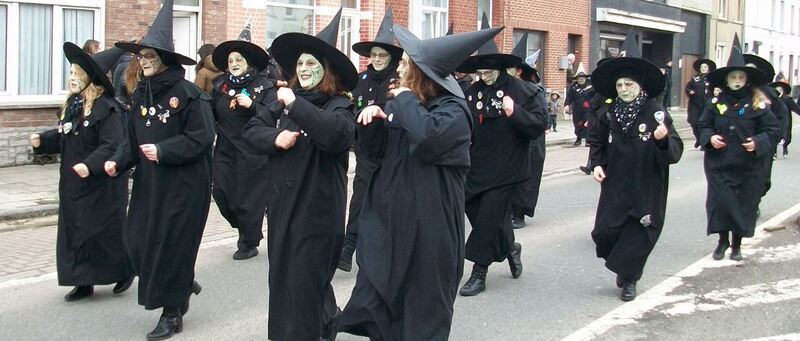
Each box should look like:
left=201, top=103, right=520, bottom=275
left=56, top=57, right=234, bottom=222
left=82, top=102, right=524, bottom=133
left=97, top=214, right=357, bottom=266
left=613, top=90, right=649, bottom=134
left=295, top=88, right=331, bottom=108
left=227, top=68, right=257, bottom=88
left=134, top=65, right=186, bottom=109
left=366, top=60, right=399, bottom=81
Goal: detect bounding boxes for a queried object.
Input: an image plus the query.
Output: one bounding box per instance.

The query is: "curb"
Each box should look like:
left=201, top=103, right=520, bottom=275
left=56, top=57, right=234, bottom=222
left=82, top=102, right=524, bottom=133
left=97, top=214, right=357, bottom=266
left=0, top=205, right=59, bottom=222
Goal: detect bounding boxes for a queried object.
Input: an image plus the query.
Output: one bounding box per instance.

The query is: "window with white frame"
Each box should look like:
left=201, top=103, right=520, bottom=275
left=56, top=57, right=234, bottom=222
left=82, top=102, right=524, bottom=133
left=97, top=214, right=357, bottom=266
left=512, top=29, right=545, bottom=79
left=478, top=0, right=491, bottom=29
left=265, top=1, right=315, bottom=49
left=715, top=43, right=725, bottom=67
left=0, top=1, right=102, bottom=103
left=719, top=0, right=727, bottom=19
left=410, top=0, right=448, bottom=39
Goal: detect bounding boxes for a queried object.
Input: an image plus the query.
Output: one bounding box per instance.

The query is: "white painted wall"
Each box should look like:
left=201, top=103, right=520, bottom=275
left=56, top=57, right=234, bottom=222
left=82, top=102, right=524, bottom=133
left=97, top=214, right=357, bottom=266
left=743, top=0, right=800, bottom=85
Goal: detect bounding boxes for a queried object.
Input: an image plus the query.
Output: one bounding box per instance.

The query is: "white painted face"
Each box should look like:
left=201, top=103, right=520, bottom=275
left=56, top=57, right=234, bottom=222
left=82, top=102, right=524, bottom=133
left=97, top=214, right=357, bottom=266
left=138, top=48, right=164, bottom=77
left=775, top=86, right=784, bottom=97
left=713, top=87, right=722, bottom=96
left=726, top=70, right=747, bottom=90
left=477, top=69, right=500, bottom=86
left=397, top=52, right=410, bottom=81
left=68, top=64, right=90, bottom=95
left=296, top=53, right=324, bottom=90
left=699, top=63, right=709, bottom=74
left=506, top=67, right=517, bottom=77
left=577, top=76, right=587, bottom=85
left=370, top=46, right=391, bottom=71
left=228, top=52, right=249, bottom=77
left=616, top=77, right=642, bottom=103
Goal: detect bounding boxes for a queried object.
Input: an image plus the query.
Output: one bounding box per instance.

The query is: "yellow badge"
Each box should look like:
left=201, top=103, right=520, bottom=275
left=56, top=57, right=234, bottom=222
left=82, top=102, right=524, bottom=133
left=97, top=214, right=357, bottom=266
left=169, top=97, right=180, bottom=109
left=140, top=106, right=147, bottom=117
left=605, top=98, right=613, bottom=104
left=715, top=103, right=728, bottom=115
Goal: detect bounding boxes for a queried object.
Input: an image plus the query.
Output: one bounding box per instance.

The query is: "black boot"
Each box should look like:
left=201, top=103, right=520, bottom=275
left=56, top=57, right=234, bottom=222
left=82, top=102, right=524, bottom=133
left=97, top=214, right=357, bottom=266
left=233, top=246, right=258, bottom=260
left=579, top=165, right=592, bottom=175
left=573, top=139, right=581, bottom=146
left=338, top=234, right=357, bottom=272
left=112, top=276, right=134, bottom=294
left=180, top=281, right=203, bottom=315
left=511, top=214, right=525, bottom=229
left=146, top=308, right=183, bottom=341
left=507, top=242, right=523, bottom=278
left=620, top=281, right=637, bottom=301
left=730, top=235, right=743, bottom=261
left=320, top=307, right=342, bottom=341
left=64, top=286, right=93, bottom=302
left=783, top=145, right=789, bottom=158
left=712, top=242, right=729, bottom=260
left=616, top=274, right=624, bottom=288
left=459, top=265, right=487, bottom=296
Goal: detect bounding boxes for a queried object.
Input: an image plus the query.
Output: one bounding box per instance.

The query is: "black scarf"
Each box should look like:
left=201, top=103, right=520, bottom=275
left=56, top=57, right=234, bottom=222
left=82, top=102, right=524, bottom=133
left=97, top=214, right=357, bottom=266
left=227, top=68, right=257, bottom=88
left=613, top=90, right=648, bottom=134
left=725, top=85, right=751, bottom=101
left=367, top=60, right=399, bottom=81
left=134, top=65, right=186, bottom=108
left=62, top=95, right=84, bottom=126
left=295, top=88, right=331, bottom=108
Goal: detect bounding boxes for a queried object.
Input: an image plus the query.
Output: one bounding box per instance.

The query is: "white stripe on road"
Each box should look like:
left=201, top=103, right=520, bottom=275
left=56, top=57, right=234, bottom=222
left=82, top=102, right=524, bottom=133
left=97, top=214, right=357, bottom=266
left=661, top=278, right=800, bottom=316
left=743, top=333, right=800, bottom=341
left=562, top=201, right=800, bottom=341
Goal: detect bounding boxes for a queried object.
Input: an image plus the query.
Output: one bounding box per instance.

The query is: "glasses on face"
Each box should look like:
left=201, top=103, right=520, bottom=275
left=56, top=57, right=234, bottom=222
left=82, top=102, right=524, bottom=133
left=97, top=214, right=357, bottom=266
left=476, top=70, right=495, bottom=78
left=370, top=52, right=390, bottom=59
left=136, top=52, right=159, bottom=61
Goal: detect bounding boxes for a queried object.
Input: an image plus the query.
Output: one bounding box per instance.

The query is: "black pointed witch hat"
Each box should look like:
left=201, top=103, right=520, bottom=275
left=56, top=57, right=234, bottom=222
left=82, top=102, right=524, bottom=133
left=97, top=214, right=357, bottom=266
left=212, top=22, right=271, bottom=72
left=63, top=42, right=124, bottom=96
left=743, top=54, right=775, bottom=81
left=393, top=24, right=503, bottom=98
left=352, top=8, right=403, bottom=59
left=591, top=29, right=665, bottom=98
left=708, top=33, right=769, bottom=87
left=445, top=23, right=454, bottom=36
left=510, top=33, right=540, bottom=82
left=455, top=14, right=520, bottom=73
left=115, top=0, right=195, bottom=65
left=271, top=8, right=359, bottom=90
left=692, top=59, right=716, bottom=73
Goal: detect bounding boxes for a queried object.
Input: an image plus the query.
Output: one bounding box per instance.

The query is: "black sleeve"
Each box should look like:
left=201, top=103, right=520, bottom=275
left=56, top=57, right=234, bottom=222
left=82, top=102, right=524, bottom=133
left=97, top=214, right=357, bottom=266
left=356, top=118, right=387, bottom=161
left=653, top=111, right=684, bottom=165
left=155, top=97, right=216, bottom=165
left=507, top=88, right=548, bottom=140
left=82, top=112, right=125, bottom=176
left=752, top=109, right=781, bottom=159
left=33, top=129, right=61, bottom=155
left=111, top=110, right=140, bottom=175
left=587, top=108, right=609, bottom=170
left=697, top=102, right=717, bottom=149
left=242, top=88, right=284, bottom=155
left=286, top=96, right=355, bottom=153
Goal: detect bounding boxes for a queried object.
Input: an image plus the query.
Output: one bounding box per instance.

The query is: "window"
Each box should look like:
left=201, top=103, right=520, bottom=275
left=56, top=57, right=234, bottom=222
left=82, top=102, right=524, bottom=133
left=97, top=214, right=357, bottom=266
left=781, top=1, right=785, bottom=31
left=513, top=29, right=545, bottom=80
left=792, top=6, right=796, bottom=35
left=62, top=9, right=94, bottom=90
left=0, top=5, right=6, bottom=92
left=19, top=4, right=52, bottom=96
left=715, top=43, right=725, bottom=67
left=719, top=0, right=727, bottom=19
left=773, top=0, right=779, bottom=29
left=410, top=0, right=448, bottom=39
left=265, top=1, right=315, bottom=49
left=478, top=0, right=491, bottom=29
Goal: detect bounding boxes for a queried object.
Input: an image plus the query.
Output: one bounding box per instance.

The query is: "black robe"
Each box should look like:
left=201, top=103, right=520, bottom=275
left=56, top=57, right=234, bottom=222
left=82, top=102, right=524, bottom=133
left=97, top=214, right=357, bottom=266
left=242, top=91, right=354, bottom=341
left=565, top=82, right=596, bottom=140
left=112, top=68, right=215, bottom=310
left=512, top=79, right=550, bottom=218
left=782, top=95, right=800, bottom=146
left=685, top=74, right=712, bottom=127
left=35, top=95, right=131, bottom=286
left=338, top=91, right=472, bottom=340
left=210, top=73, right=276, bottom=248
left=347, top=64, right=398, bottom=236
left=588, top=98, right=683, bottom=281
left=698, top=91, right=780, bottom=238
left=463, top=73, right=548, bottom=266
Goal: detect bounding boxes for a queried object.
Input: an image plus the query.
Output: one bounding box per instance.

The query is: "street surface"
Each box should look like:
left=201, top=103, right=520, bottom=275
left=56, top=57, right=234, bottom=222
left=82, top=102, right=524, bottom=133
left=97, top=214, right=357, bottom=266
left=1, top=124, right=799, bottom=340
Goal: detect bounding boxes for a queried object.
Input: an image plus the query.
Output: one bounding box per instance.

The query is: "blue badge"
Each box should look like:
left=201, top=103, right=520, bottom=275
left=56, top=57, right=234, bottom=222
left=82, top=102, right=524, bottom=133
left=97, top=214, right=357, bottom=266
left=362, top=74, right=367, bottom=80
left=738, top=107, right=745, bottom=117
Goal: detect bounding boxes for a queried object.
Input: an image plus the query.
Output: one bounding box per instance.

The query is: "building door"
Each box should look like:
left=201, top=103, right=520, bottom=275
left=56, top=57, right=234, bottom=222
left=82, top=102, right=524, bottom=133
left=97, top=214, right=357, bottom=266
left=681, top=54, right=699, bottom=109
left=173, top=12, right=197, bottom=81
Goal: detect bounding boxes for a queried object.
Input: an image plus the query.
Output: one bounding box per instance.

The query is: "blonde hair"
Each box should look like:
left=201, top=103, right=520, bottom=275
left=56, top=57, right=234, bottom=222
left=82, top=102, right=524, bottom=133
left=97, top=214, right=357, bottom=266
left=61, top=64, right=106, bottom=119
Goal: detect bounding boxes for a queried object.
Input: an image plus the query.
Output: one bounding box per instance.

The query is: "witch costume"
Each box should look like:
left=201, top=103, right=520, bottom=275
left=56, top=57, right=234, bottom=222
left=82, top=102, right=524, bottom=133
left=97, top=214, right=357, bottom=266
left=241, top=9, right=357, bottom=341
left=111, top=0, right=214, bottom=339
left=210, top=33, right=277, bottom=260
left=33, top=43, right=133, bottom=301
left=565, top=64, right=595, bottom=146
left=685, top=59, right=716, bottom=147
left=772, top=81, right=800, bottom=156
left=587, top=31, right=683, bottom=301
left=700, top=38, right=780, bottom=262
left=337, top=25, right=503, bottom=340
left=338, top=8, right=403, bottom=272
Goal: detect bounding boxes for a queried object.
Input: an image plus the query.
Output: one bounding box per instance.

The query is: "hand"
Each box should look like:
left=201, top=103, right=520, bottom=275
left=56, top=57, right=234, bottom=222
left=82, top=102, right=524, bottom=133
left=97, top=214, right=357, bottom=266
left=593, top=166, right=606, bottom=183
left=689, top=90, right=695, bottom=95
left=276, top=87, right=296, bottom=107
left=275, top=80, right=289, bottom=88
left=357, top=105, right=388, bottom=126
left=741, top=137, right=756, bottom=152
left=565, top=106, right=571, bottom=114
left=389, top=86, right=411, bottom=97
left=72, top=163, right=90, bottom=178
left=653, top=123, right=668, bottom=140
left=502, top=96, right=514, bottom=117
left=274, top=130, right=300, bottom=150
left=583, top=121, right=590, bottom=128
left=104, top=161, right=118, bottom=177
left=29, top=134, right=41, bottom=148
left=139, top=144, right=159, bottom=162
left=235, top=94, right=253, bottom=109
left=710, top=135, right=727, bottom=149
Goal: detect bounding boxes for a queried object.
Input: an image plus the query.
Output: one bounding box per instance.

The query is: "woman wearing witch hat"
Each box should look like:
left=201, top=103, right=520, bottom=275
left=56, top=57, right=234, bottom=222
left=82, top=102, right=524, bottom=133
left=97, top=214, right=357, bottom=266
left=587, top=30, right=683, bottom=301
left=772, top=81, right=800, bottom=157
left=105, top=0, right=214, bottom=339
left=241, top=8, right=356, bottom=341
left=30, top=43, right=133, bottom=302
left=210, top=33, right=277, bottom=261
left=700, top=37, right=780, bottom=262
left=685, top=58, right=716, bottom=148
left=337, top=25, right=502, bottom=340
left=456, top=15, right=549, bottom=297
left=565, top=63, right=596, bottom=146
left=337, top=8, right=403, bottom=272
left=744, top=53, right=789, bottom=163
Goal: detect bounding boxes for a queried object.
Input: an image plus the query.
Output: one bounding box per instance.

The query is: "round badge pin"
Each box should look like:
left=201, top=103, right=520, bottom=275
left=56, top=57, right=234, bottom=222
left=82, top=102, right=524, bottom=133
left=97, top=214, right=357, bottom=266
left=169, top=97, right=180, bottom=109
left=140, top=106, right=147, bottom=117
left=608, top=134, right=613, bottom=143
left=83, top=121, right=89, bottom=127
left=496, top=90, right=504, bottom=98
left=228, top=89, right=236, bottom=96
left=477, top=92, right=483, bottom=100
left=362, top=74, right=367, bottom=80
left=148, top=107, right=156, bottom=116
left=468, top=95, right=473, bottom=101
left=476, top=102, right=484, bottom=110
left=638, top=123, right=647, bottom=133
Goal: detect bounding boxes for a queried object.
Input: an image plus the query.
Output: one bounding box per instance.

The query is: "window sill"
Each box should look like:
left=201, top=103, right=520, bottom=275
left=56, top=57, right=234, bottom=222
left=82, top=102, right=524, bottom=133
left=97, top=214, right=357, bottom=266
left=0, top=96, right=64, bottom=110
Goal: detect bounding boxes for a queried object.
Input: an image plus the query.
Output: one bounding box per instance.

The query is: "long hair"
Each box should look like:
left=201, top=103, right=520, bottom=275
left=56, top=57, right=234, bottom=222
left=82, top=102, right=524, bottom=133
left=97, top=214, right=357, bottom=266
left=82, top=39, right=100, bottom=55
left=196, top=44, right=216, bottom=72
left=401, top=58, right=440, bottom=105
left=61, top=64, right=106, bottom=118
left=288, top=57, right=346, bottom=97
left=125, top=57, right=142, bottom=97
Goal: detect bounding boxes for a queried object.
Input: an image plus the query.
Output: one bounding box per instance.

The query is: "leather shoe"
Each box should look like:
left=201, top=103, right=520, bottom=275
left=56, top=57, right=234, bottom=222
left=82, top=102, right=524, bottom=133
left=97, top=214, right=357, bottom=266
left=233, top=246, right=258, bottom=260
left=712, top=243, right=729, bottom=260
left=64, top=286, right=93, bottom=302
left=320, top=307, right=341, bottom=341
left=620, top=281, right=637, bottom=301
left=573, top=140, right=581, bottom=146
left=616, top=275, right=624, bottom=288
left=180, top=281, right=203, bottom=315
left=146, top=312, right=183, bottom=341
left=579, top=166, right=592, bottom=175
left=459, top=268, right=487, bottom=296
left=507, top=242, right=523, bottom=279
left=113, top=277, right=134, bottom=294
left=729, top=246, right=743, bottom=261
left=511, top=215, right=525, bottom=229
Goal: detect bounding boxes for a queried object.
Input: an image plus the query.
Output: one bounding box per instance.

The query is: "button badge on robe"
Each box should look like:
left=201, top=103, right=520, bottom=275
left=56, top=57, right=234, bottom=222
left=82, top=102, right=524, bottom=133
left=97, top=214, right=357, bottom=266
left=63, top=122, right=73, bottom=134
left=476, top=102, right=484, bottom=110
left=654, top=111, right=665, bottom=124
left=228, top=89, right=236, bottom=97
left=477, top=92, right=483, bottom=100
left=496, top=90, right=504, bottom=98
left=148, top=107, right=156, bottom=116
left=140, top=106, right=148, bottom=117
left=83, top=120, right=89, bottom=127
left=608, top=134, right=612, bottom=144
left=169, top=97, right=180, bottom=109
left=638, top=123, right=647, bottom=133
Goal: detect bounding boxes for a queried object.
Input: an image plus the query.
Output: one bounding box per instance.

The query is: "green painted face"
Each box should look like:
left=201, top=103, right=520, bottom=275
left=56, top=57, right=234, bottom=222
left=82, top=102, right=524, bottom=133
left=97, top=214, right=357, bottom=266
left=477, top=69, right=500, bottom=86
left=297, top=53, right=324, bottom=90
left=68, top=64, right=90, bottom=95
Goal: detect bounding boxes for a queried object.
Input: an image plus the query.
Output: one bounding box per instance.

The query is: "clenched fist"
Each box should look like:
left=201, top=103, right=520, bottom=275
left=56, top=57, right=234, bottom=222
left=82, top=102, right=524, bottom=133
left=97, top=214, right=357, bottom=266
left=275, top=130, right=300, bottom=150
left=503, top=96, right=515, bottom=117
left=653, top=123, right=668, bottom=140
left=104, top=161, right=118, bottom=177
left=72, top=163, right=89, bottom=178
left=277, top=87, right=296, bottom=107
left=140, top=144, right=159, bottom=162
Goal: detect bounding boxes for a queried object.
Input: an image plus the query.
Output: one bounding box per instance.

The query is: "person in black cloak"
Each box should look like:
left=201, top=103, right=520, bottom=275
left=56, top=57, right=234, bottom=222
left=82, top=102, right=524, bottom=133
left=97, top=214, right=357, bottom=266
left=772, top=81, right=800, bottom=157
left=587, top=30, right=684, bottom=301
left=743, top=53, right=786, bottom=188
left=579, top=57, right=615, bottom=175
left=685, top=58, right=716, bottom=148
left=210, top=30, right=277, bottom=260
left=338, top=8, right=403, bottom=272
left=700, top=36, right=780, bottom=262
left=565, top=63, right=596, bottom=146
left=30, top=43, right=133, bottom=302
left=507, top=31, right=547, bottom=229
left=241, top=8, right=357, bottom=341
left=105, top=0, right=214, bottom=339
left=455, top=16, right=548, bottom=297
left=337, top=25, right=502, bottom=340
